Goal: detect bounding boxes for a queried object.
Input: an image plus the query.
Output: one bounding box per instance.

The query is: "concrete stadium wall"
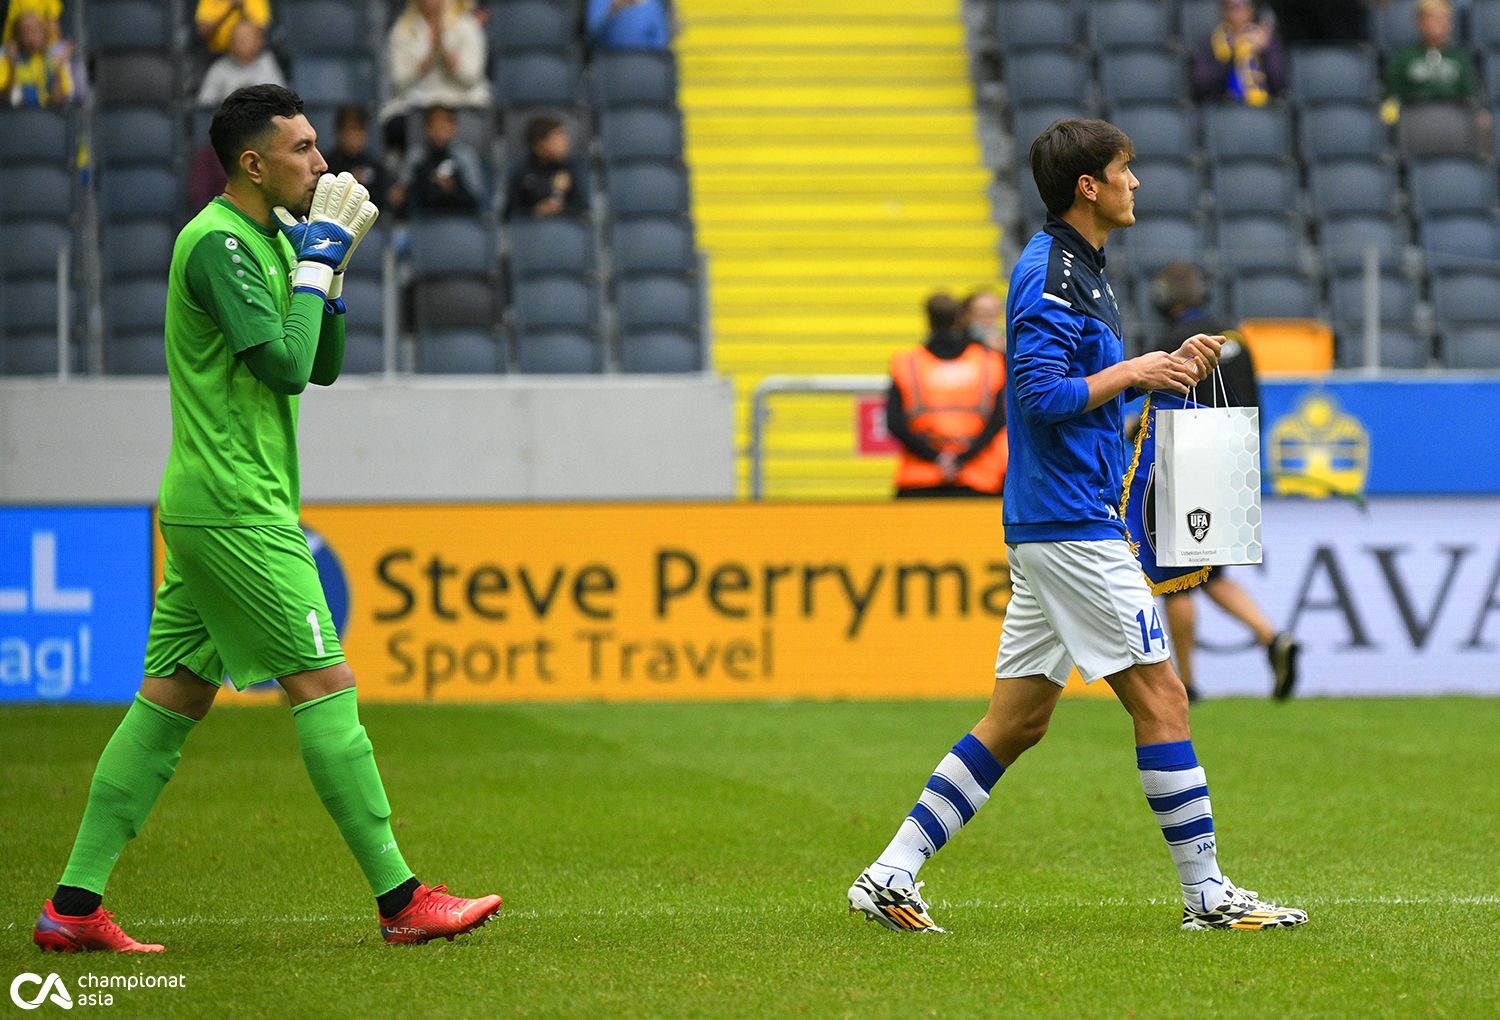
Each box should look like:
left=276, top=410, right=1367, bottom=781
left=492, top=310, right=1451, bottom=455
left=0, top=376, right=737, bottom=502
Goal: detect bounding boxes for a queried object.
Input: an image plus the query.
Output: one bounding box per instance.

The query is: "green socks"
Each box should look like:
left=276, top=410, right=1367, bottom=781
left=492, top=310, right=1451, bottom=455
left=292, top=688, right=415, bottom=897
left=59, top=694, right=198, bottom=895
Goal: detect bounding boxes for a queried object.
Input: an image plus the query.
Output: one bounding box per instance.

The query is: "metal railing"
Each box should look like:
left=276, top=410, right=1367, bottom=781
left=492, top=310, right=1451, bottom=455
left=748, top=374, right=887, bottom=500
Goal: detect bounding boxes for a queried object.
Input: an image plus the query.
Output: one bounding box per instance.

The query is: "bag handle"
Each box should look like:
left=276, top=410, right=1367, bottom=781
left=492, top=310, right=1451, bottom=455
left=1187, top=364, right=1230, bottom=409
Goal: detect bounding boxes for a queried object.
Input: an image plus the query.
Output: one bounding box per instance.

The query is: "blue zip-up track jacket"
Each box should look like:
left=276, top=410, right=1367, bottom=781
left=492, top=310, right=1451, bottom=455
left=1003, top=214, right=1134, bottom=544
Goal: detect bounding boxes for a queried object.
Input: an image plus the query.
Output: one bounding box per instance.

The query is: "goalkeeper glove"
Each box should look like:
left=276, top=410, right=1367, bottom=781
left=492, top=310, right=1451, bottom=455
left=272, top=171, right=380, bottom=311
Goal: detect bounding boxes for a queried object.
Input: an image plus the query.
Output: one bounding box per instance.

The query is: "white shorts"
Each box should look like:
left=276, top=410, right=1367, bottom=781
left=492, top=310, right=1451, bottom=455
left=994, top=539, right=1171, bottom=687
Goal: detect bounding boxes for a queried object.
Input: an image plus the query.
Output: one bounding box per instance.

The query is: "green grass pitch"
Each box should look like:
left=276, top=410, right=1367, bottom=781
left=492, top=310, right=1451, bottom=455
left=2, top=697, right=1497, bottom=1018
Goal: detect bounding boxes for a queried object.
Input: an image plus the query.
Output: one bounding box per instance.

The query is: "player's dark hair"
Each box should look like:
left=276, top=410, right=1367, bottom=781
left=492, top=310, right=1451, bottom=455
left=1029, top=118, right=1134, bottom=217
left=926, top=293, right=961, bottom=334
left=210, top=84, right=306, bottom=175
left=526, top=115, right=564, bottom=148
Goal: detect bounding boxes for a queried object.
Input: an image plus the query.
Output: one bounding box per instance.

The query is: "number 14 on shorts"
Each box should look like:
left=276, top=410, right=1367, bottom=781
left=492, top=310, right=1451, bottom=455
left=1134, top=607, right=1167, bottom=654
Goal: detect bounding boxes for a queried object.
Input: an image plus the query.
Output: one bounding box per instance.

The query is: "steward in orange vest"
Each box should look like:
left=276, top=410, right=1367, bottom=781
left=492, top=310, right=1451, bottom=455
left=887, top=294, right=1008, bottom=498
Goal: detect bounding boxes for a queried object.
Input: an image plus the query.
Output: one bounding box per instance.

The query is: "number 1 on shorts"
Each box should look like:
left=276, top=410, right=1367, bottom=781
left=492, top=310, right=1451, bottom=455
left=307, top=609, right=326, bottom=656
left=1135, top=606, right=1166, bottom=654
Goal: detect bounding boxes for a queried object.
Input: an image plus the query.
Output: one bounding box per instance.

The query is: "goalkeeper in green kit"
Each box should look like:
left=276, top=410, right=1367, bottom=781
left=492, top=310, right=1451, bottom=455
left=32, top=85, right=502, bottom=953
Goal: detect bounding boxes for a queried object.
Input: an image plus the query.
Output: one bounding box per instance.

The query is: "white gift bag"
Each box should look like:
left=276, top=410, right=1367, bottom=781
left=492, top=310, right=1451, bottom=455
left=1153, top=370, right=1263, bottom=567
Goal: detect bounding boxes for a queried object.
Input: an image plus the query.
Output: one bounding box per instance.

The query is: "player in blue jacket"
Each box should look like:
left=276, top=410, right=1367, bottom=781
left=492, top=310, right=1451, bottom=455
left=848, top=118, right=1308, bottom=934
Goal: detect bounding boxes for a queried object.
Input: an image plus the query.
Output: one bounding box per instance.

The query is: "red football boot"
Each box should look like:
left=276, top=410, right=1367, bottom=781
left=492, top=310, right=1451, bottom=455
left=379, top=884, right=503, bottom=945
left=34, top=901, right=165, bottom=953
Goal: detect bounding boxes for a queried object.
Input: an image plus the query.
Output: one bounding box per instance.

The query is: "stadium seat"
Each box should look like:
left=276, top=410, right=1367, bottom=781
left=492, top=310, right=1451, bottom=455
left=92, top=54, right=175, bottom=106
left=1203, top=104, right=1292, bottom=161
left=1397, top=102, right=1484, bottom=158
left=1408, top=157, right=1497, bottom=217
left=615, top=274, right=699, bottom=333
left=1430, top=267, right=1500, bottom=324
left=618, top=329, right=701, bottom=373
left=608, top=162, right=689, bottom=217
left=996, top=1, right=1077, bottom=52
left=1, top=280, right=61, bottom=333
left=412, top=278, right=500, bottom=329
left=1005, top=52, right=1092, bottom=106
left=512, top=274, right=596, bottom=332
left=0, top=108, right=68, bottom=164
left=1421, top=212, right=1500, bottom=267
left=1, top=222, right=71, bottom=279
left=340, top=330, right=385, bottom=374
left=501, top=107, right=590, bottom=168
left=0, top=166, right=72, bottom=221
left=1288, top=45, right=1379, bottom=105
left=86, top=0, right=170, bottom=52
left=1110, top=103, right=1197, bottom=162
left=509, top=217, right=594, bottom=277
left=410, top=218, right=497, bottom=276
left=1297, top=104, right=1389, bottom=162
left=338, top=276, right=385, bottom=335
left=1334, top=326, right=1430, bottom=369
left=1216, top=213, right=1304, bottom=273
left=0, top=334, right=70, bottom=376
left=1441, top=326, right=1500, bottom=368
left=1329, top=269, right=1416, bottom=326
left=1011, top=104, right=1093, bottom=156
left=601, top=106, right=684, bottom=165
left=1177, top=0, right=1221, bottom=47
left=1374, top=0, right=1425, bottom=52
left=1309, top=159, right=1398, bottom=218
left=1090, top=0, right=1172, bottom=49
left=418, top=329, right=505, bottom=373
left=100, top=167, right=180, bottom=222
left=514, top=329, right=601, bottom=373
left=105, top=334, right=167, bottom=375
left=1211, top=160, right=1300, bottom=217
left=590, top=52, right=677, bottom=108
left=1474, top=0, right=1500, bottom=49
left=495, top=52, right=581, bottom=108
left=106, top=280, right=168, bottom=334
left=291, top=56, right=376, bottom=104
left=1129, top=158, right=1203, bottom=217
left=94, top=108, right=177, bottom=168
left=1099, top=50, right=1186, bottom=105
left=1110, top=216, right=1210, bottom=277
left=277, top=0, right=365, bottom=55
left=1320, top=213, right=1408, bottom=271
left=487, top=1, right=572, bottom=52
left=611, top=218, right=697, bottom=275
left=1232, top=272, right=1320, bottom=319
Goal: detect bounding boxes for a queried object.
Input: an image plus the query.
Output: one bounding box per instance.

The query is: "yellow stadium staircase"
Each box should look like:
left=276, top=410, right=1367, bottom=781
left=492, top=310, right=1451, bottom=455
left=674, top=0, right=1003, bottom=498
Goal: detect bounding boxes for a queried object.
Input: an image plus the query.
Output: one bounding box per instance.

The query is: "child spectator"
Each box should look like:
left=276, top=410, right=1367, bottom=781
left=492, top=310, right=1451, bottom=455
left=502, top=115, right=588, bottom=220
left=196, top=0, right=271, bottom=55
left=325, top=104, right=388, bottom=209
left=0, top=10, right=71, bottom=106
left=1191, top=0, right=1286, bottom=106
left=1385, top=0, right=1478, bottom=104
left=390, top=105, right=485, bottom=216
left=3, top=0, right=67, bottom=54
left=586, top=0, right=670, bottom=51
left=196, top=19, right=285, bottom=108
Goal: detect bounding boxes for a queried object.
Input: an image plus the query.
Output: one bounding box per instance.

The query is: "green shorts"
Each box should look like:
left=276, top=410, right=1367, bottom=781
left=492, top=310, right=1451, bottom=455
left=144, top=523, right=346, bottom=690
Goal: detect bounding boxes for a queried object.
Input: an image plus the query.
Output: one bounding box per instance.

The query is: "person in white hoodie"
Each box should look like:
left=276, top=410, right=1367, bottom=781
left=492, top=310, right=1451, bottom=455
left=196, top=19, right=285, bottom=108
left=382, top=0, right=489, bottom=151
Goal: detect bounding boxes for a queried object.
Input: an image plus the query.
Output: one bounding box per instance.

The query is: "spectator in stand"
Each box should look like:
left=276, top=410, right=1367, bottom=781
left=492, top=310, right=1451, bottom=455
left=1262, top=0, right=1370, bottom=43
left=1191, top=0, right=1286, bottom=106
left=0, top=10, right=70, bottom=106
left=1145, top=262, right=1300, bottom=702
left=502, top=115, right=588, bottom=220
left=389, top=105, right=485, bottom=216
left=586, top=0, right=670, bottom=51
left=196, top=19, right=284, bottom=108
left=1384, top=0, right=1478, bottom=104
left=382, top=0, right=489, bottom=154
left=886, top=293, right=1008, bottom=499
left=325, top=104, right=388, bottom=209
left=961, top=288, right=1004, bottom=352
left=3, top=0, right=65, bottom=53
left=196, top=0, right=271, bottom=55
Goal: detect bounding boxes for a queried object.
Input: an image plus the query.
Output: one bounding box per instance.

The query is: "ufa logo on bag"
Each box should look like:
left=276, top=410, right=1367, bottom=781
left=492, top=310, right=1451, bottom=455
left=1187, top=508, right=1211, bottom=543
left=9, top=972, right=72, bottom=1010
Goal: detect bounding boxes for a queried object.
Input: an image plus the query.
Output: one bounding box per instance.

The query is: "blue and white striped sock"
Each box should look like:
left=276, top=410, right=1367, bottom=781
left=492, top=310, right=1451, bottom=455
left=870, top=734, right=1005, bottom=888
left=1137, top=739, right=1227, bottom=911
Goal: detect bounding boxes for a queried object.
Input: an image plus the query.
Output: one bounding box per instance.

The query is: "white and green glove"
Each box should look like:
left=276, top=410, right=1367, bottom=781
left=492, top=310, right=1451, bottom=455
left=272, top=171, right=380, bottom=313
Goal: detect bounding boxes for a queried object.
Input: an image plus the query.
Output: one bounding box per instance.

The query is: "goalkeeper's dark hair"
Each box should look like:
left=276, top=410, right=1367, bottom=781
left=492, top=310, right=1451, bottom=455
left=210, top=84, right=306, bottom=175
left=1028, top=118, right=1133, bottom=217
